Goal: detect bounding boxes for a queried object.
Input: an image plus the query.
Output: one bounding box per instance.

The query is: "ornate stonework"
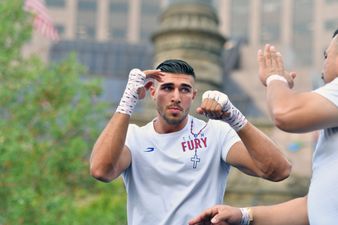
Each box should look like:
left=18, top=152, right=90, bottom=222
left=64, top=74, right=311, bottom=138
left=152, top=0, right=225, bottom=87
left=146, top=0, right=226, bottom=119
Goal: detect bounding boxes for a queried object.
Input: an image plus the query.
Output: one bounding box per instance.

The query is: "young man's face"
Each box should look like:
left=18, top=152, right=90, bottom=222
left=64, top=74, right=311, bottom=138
left=322, top=35, right=338, bottom=83
left=150, top=72, right=197, bottom=126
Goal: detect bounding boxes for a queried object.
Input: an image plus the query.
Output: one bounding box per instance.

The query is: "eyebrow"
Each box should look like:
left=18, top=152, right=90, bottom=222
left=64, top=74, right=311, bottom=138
left=160, top=83, right=193, bottom=89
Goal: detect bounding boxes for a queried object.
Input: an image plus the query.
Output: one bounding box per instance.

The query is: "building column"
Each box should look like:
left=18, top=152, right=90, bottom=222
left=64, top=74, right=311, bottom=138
left=128, top=0, right=140, bottom=43
left=97, top=0, right=109, bottom=41
left=66, top=0, right=77, bottom=39
left=314, top=0, right=324, bottom=70
left=250, top=0, right=261, bottom=48
left=218, top=0, right=230, bottom=37
left=281, top=0, right=292, bottom=47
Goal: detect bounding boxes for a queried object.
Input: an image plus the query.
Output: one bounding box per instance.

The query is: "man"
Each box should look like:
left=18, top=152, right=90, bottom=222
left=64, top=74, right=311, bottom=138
left=189, top=30, right=338, bottom=225
left=89, top=59, right=291, bottom=225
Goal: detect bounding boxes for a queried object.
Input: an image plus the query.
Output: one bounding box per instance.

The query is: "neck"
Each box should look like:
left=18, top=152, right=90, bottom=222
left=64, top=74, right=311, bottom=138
left=153, top=116, right=189, bottom=134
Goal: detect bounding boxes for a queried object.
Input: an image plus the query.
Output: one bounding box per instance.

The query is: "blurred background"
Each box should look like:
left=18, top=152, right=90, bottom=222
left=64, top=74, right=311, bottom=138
left=2, top=0, right=338, bottom=224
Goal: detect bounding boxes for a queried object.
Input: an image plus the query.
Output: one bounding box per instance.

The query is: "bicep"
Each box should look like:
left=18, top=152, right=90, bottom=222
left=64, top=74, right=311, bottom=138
left=310, top=92, right=338, bottom=128
left=271, top=91, right=338, bottom=132
left=225, top=141, right=262, bottom=177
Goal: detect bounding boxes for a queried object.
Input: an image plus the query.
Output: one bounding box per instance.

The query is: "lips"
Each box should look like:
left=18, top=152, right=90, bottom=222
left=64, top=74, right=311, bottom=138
left=167, top=105, right=183, bottom=112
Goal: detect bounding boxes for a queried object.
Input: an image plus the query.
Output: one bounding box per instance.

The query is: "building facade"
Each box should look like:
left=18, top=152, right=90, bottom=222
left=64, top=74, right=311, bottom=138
left=46, top=0, right=338, bottom=69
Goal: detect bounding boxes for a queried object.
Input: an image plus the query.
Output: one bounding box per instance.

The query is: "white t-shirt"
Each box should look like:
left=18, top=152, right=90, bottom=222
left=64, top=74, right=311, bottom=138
left=122, top=115, right=240, bottom=225
left=308, top=77, right=338, bottom=225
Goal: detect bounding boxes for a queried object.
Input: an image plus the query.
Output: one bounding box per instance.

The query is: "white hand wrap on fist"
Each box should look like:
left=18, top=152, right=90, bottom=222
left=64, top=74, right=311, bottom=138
left=116, top=68, right=146, bottom=115
left=202, top=90, right=248, bottom=131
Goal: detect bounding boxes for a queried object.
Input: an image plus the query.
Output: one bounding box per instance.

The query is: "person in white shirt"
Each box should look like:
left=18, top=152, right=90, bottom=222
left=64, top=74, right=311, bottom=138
left=189, top=29, right=338, bottom=225
left=89, top=59, right=291, bottom=225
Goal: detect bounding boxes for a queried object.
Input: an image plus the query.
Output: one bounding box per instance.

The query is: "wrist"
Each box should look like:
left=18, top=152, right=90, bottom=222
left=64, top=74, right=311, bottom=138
left=240, top=207, right=253, bottom=225
left=202, top=91, right=247, bottom=131
left=116, top=69, right=145, bottom=116
left=222, top=102, right=247, bottom=132
left=266, top=74, right=288, bottom=86
left=116, top=88, right=138, bottom=115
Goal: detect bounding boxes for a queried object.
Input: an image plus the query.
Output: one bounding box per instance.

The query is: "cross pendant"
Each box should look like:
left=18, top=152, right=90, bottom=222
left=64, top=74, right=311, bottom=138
left=191, top=152, right=200, bottom=169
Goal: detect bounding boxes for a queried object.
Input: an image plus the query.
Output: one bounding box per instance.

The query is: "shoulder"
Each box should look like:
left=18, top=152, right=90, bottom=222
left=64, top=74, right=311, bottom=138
left=207, top=119, right=233, bottom=131
left=128, top=121, right=152, bottom=134
left=128, top=123, right=139, bottom=132
left=313, top=77, right=338, bottom=107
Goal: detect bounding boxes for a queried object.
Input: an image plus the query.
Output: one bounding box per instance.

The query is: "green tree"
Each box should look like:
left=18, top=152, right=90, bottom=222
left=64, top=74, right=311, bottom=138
left=0, top=1, right=127, bottom=224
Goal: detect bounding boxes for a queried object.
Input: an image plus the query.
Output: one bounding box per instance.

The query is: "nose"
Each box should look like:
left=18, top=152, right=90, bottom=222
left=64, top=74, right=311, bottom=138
left=171, top=88, right=181, bottom=103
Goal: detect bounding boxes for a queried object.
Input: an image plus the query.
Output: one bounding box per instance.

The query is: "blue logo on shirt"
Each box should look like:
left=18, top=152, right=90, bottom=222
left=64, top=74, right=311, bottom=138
left=144, top=147, right=155, bottom=152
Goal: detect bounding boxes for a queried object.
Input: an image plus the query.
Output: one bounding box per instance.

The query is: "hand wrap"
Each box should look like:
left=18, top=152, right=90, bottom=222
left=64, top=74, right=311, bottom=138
left=239, top=208, right=253, bottom=225
left=116, top=68, right=146, bottom=115
left=202, top=90, right=248, bottom=131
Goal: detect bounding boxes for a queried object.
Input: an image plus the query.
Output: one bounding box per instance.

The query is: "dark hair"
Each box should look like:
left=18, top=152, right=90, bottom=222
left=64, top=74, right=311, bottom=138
left=333, top=29, right=338, bottom=38
left=156, top=59, right=195, bottom=78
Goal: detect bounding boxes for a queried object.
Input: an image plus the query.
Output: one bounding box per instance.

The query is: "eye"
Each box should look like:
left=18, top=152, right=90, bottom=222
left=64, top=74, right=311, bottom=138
left=181, top=87, right=191, bottom=93
left=323, top=51, right=328, bottom=59
left=161, top=86, right=173, bottom=91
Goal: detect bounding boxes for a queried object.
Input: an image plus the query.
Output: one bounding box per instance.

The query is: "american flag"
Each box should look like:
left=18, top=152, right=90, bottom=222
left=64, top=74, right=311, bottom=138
left=24, top=0, right=60, bottom=41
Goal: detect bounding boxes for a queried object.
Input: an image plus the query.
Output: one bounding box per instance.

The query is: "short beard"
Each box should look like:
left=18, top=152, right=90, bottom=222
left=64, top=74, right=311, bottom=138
left=159, top=107, right=189, bottom=126
left=162, top=113, right=187, bottom=125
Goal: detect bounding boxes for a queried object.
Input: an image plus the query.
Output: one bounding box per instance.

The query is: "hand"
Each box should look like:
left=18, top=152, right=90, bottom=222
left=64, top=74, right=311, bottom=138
left=137, top=69, right=164, bottom=99
left=116, top=68, right=164, bottom=115
left=257, top=44, right=296, bottom=88
left=196, top=91, right=247, bottom=131
left=196, top=90, right=228, bottom=120
left=189, top=205, right=242, bottom=225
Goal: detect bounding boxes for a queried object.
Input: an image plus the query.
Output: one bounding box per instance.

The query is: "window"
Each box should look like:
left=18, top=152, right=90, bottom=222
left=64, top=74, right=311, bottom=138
left=76, top=0, right=97, bottom=40
left=260, top=0, right=281, bottom=43
left=140, top=1, right=161, bottom=42
left=230, top=0, right=249, bottom=43
left=112, top=28, right=126, bottom=39
left=78, top=1, right=97, bottom=11
left=110, top=1, right=128, bottom=12
left=141, top=2, right=160, bottom=14
left=292, top=0, right=313, bottom=65
left=45, top=0, right=65, bottom=7
left=109, top=0, right=128, bottom=40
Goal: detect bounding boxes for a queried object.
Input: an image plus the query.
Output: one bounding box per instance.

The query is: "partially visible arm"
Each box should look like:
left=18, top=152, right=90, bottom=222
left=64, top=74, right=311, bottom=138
left=251, top=196, right=309, bottom=225
left=90, top=69, right=164, bottom=182
left=266, top=82, right=338, bottom=133
left=197, top=91, right=291, bottom=182
left=258, top=44, right=338, bottom=133
left=189, top=196, right=309, bottom=225
left=90, top=113, right=132, bottom=182
left=226, top=122, right=291, bottom=181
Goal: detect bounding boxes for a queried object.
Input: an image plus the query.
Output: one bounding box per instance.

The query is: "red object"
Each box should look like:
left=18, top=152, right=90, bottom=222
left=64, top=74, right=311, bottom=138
left=24, top=0, right=60, bottom=41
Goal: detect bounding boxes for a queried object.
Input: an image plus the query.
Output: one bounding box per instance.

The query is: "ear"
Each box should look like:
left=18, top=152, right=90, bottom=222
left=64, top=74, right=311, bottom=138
left=192, top=89, right=197, bottom=100
left=149, top=85, right=156, bottom=100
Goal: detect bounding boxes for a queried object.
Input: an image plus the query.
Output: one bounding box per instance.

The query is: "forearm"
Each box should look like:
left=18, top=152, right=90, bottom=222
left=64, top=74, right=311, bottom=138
left=90, top=113, right=130, bottom=181
left=252, top=197, right=309, bottom=225
left=237, top=122, right=291, bottom=181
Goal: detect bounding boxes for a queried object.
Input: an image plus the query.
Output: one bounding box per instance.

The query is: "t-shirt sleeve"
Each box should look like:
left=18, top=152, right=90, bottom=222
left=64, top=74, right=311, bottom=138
left=212, top=120, right=241, bottom=161
left=313, top=77, right=338, bottom=108
left=125, top=124, right=138, bottom=152
left=122, top=124, right=138, bottom=181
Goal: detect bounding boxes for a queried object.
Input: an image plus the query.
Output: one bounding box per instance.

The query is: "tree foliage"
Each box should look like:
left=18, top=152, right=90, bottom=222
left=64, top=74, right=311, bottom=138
left=0, top=1, right=127, bottom=224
